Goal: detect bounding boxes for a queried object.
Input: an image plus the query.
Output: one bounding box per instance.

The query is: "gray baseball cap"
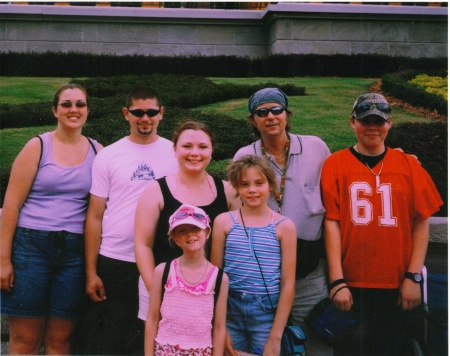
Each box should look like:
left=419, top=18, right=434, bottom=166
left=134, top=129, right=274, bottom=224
left=352, top=93, right=391, bottom=122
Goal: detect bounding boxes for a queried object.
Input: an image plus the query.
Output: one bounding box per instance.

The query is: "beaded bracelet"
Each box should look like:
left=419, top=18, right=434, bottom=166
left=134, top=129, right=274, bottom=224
left=329, top=278, right=346, bottom=291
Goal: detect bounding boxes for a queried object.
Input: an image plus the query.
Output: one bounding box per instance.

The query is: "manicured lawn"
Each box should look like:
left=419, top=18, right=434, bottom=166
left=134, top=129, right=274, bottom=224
left=204, top=77, right=431, bottom=152
left=0, top=77, right=75, bottom=104
left=0, top=76, right=433, bottom=170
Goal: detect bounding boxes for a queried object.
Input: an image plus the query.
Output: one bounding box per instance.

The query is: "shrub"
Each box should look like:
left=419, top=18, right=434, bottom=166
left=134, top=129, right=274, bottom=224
left=0, top=102, right=55, bottom=129
left=83, top=107, right=255, bottom=161
left=382, top=70, right=448, bottom=115
left=385, top=121, right=447, bottom=217
left=408, top=74, right=448, bottom=100
left=1, top=75, right=305, bottom=129
left=1, top=51, right=447, bottom=78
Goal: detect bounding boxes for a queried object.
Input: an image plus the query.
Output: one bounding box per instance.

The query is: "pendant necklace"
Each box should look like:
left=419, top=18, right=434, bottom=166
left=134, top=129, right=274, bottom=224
left=355, top=145, right=384, bottom=188
left=179, top=258, right=208, bottom=285
left=261, top=137, right=290, bottom=213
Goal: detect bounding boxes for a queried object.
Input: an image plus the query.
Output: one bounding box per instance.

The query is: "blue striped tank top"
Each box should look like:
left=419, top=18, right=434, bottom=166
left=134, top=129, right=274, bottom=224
left=223, top=210, right=286, bottom=294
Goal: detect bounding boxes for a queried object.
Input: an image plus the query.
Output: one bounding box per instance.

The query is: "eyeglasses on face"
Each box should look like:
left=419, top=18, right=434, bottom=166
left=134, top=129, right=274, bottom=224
left=59, top=101, right=87, bottom=108
left=253, top=106, right=285, bottom=117
left=353, top=102, right=391, bottom=114
left=170, top=211, right=209, bottom=225
left=128, top=108, right=161, bottom=118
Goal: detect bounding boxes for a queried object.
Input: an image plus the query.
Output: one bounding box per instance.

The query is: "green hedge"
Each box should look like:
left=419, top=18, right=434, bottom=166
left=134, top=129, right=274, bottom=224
left=0, top=75, right=305, bottom=129
left=386, top=121, right=447, bottom=217
left=1, top=51, right=447, bottom=78
left=82, top=108, right=255, bottom=161
left=382, top=70, right=448, bottom=115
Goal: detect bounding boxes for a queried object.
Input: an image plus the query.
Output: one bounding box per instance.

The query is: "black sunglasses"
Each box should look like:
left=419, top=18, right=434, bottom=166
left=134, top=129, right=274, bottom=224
left=353, top=102, right=391, bottom=114
left=128, top=108, right=161, bottom=118
left=253, top=106, right=285, bottom=117
left=59, top=101, right=87, bottom=108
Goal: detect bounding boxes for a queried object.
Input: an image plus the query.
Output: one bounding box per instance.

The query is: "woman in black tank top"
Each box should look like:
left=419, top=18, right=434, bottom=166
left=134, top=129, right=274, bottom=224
left=135, top=121, right=240, bottom=321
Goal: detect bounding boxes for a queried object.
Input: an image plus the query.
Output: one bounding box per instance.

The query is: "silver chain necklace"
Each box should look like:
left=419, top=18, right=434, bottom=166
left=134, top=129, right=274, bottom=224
left=355, top=145, right=384, bottom=188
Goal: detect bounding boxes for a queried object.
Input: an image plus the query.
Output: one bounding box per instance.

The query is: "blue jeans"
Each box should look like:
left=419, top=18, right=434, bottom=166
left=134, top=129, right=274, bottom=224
left=227, top=290, right=279, bottom=355
left=1, top=227, right=85, bottom=319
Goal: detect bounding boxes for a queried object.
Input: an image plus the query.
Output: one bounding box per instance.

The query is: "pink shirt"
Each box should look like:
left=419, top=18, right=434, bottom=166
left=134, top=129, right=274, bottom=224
left=155, top=259, right=219, bottom=350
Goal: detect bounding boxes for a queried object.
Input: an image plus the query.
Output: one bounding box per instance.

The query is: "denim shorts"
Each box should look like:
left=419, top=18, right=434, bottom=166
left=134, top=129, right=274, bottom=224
left=1, top=227, right=85, bottom=319
left=227, top=290, right=279, bottom=355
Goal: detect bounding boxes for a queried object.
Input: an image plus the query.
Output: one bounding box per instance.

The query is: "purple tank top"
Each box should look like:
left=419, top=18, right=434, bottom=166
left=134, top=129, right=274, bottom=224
left=17, top=132, right=97, bottom=234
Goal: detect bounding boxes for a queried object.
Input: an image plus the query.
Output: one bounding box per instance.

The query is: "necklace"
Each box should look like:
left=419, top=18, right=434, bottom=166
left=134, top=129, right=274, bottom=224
left=261, top=137, right=290, bottom=213
left=355, top=145, right=384, bottom=188
left=174, top=172, right=215, bottom=198
left=179, top=258, right=208, bottom=285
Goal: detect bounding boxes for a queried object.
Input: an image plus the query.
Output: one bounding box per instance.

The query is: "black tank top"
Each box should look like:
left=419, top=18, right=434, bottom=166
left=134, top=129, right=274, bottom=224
left=153, top=175, right=228, bottom=265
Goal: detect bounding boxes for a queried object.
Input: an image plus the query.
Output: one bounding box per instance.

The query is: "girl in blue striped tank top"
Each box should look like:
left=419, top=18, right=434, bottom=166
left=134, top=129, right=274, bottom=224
left=211, top=155, right=297, bottom=356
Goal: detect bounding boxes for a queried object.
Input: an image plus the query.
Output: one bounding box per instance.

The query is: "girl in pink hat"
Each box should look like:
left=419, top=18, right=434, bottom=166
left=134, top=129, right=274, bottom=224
left=145, top=204, right=229, bottom=356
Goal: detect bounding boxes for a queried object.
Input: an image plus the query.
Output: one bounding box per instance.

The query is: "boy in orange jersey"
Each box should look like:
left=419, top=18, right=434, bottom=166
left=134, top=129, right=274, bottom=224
left=321, top=93, right=443, bottom=354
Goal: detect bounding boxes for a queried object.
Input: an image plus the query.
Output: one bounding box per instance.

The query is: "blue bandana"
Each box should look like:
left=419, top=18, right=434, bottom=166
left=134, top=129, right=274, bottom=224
left=248, top=88, right=289, bottom=114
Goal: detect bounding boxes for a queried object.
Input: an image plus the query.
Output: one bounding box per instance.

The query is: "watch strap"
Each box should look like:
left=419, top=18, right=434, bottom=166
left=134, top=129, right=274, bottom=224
left=404, top=271, right=422, bottom=283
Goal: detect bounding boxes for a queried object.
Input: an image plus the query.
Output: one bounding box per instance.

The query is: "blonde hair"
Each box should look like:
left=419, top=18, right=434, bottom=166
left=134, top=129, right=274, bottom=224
left=227, top=155, right=277, bottom=199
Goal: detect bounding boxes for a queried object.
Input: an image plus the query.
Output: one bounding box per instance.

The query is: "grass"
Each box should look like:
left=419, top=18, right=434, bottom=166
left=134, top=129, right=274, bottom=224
left=204, top=77, right=431, bottom=152
left=0, top=76, right=434, bottom=169
left=0, top=126, right=54, bottom=168
left=0, top=77, right=77, bottom=104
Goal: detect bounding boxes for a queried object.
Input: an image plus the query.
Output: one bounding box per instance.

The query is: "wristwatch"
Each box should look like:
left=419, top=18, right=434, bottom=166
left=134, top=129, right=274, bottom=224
left=404, top=272, right=422, bottom=283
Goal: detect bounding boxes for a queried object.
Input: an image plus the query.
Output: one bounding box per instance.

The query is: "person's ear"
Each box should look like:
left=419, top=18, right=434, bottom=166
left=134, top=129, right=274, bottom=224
left=122, top=107, right=130, bottom=121
left=349, top=116, right=356, bottom=129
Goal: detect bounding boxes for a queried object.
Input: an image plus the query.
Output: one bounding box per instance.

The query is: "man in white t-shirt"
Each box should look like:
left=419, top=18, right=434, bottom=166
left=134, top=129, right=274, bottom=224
left=74, top=87, right=178, bottom=355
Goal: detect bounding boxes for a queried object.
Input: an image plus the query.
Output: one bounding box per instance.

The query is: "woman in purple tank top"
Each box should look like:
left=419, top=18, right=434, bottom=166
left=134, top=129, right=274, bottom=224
left=0, top=84, right=102, bottom=355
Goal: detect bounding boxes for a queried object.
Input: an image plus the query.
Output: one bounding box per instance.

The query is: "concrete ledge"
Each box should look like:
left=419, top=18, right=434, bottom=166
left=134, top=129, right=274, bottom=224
left=430, top=217, right=448, bottom=244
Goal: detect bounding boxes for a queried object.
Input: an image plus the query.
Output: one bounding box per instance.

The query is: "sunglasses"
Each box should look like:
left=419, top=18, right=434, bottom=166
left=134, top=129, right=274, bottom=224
left=353, top=102, right=391, bottom=114
left=357, top=117, right=388, bottom=126
left=128, top=108, right=161, bottom=118
left=253, top=106, right=285, bottom=117
left=170, top=210, right=209, bottom=226
left=59, top=101, right=87, bottom=108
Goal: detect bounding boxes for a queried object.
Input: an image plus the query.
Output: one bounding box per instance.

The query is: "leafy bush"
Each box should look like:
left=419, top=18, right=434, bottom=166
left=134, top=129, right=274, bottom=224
left=1, top=51, right=447, bottom=78
left=382, top=70, right=448, bottom=115
left=0, top=102, right=55, bottom=129
left=409, top=74, right=448, bottom=100
left=83, top=107, right=255, bottom=161
left=1, top=75, right=305, bottom=129
left=385, top=121, right=447, bottom=217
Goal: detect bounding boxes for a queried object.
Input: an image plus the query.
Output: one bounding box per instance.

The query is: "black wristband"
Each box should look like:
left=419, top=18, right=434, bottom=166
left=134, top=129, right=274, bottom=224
left=331, top=285, right=350, bottom=303
left=329, top=278, right=346, bottom=291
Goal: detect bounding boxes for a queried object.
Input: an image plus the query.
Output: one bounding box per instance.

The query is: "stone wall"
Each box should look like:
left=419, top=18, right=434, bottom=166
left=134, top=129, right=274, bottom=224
left=0, top=2, right=447, bottom=58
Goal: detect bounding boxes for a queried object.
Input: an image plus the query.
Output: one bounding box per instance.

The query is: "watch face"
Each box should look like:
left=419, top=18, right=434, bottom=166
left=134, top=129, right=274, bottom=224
left=414, top=274, right=422, bottom=282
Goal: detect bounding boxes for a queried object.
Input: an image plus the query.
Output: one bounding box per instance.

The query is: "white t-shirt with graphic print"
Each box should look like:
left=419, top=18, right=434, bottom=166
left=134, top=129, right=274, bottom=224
left=90, top=136, right=178, bottom=262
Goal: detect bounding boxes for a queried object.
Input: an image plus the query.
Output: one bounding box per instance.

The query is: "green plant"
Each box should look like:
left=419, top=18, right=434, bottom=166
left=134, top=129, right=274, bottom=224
left=1, top=76, right=445, bottom=214
left=382, top=70, right=448, bottom=115
left=385, top=121, right=447, bottom=217
left=409, top=74, right=448, bottom=100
